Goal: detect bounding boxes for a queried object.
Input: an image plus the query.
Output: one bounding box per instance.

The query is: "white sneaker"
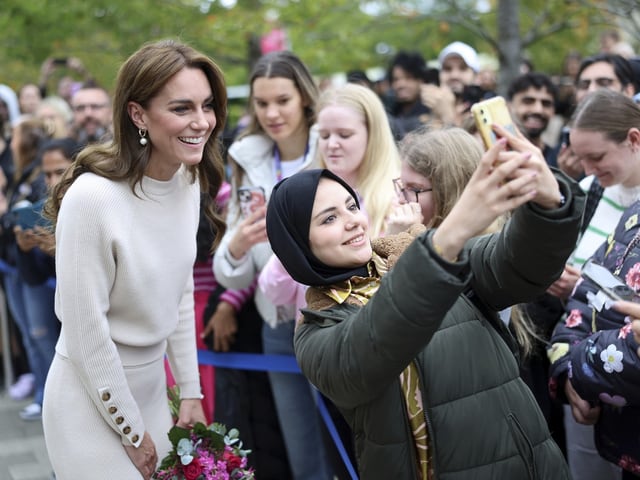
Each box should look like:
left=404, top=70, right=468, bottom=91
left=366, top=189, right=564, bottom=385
left=19, top=402, right=42, bottom=421
left=9, top=373, right=35, bottom=400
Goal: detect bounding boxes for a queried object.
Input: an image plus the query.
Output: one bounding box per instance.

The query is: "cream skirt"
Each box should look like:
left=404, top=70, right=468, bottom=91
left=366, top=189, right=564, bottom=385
left=43, top=353, right=173, bottom=479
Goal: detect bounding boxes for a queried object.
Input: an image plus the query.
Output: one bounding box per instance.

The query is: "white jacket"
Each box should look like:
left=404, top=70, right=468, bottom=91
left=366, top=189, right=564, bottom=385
left=213, top=128, right=318, bottom=327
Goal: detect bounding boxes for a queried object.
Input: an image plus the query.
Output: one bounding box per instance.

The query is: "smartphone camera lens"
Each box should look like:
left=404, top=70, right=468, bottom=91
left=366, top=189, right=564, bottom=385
left=613, top=285, right=634, bottom=299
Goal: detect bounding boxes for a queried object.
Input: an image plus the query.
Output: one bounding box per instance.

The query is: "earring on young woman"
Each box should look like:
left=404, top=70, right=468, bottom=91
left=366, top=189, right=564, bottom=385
left=138, top=129, right=148, bottom=146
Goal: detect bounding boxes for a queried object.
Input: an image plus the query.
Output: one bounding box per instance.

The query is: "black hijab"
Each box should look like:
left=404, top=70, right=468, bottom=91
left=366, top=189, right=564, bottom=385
left=266, top=169, right=370, bottom=287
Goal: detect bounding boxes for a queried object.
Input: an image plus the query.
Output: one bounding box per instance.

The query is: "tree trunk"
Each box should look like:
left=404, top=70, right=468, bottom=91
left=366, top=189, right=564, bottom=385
left=497, top=0, right=522, bottom=96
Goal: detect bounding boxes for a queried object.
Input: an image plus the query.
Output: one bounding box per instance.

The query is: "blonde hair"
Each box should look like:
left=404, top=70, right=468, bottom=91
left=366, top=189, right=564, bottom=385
left=400, top=126, right=538, bottom=355
left=399, top=127, right=481, bottom=227
left=316, top=84, right=400, bottom=238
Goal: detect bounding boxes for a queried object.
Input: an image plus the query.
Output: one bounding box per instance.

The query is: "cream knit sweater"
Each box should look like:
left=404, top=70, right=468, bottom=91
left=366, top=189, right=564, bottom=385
left=53, top=166, right=201, bottom=446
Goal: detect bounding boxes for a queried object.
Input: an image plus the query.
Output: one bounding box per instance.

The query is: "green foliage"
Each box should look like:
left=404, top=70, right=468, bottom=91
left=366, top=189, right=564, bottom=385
left=0, top=0, right=632, bottom=94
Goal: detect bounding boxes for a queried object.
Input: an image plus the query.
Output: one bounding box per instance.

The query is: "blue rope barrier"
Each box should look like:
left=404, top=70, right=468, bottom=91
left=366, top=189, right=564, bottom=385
left=198, top=349, right=358, bottom=479
left=0, top=258, right=357, bottom=477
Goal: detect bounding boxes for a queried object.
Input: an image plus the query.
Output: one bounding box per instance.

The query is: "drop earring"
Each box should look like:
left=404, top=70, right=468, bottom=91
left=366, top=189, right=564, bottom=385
left=138, top=129, right=148, bottom=146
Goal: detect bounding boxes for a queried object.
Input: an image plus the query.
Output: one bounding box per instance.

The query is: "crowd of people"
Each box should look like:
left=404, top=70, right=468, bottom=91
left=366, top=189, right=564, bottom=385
left=0, top=27, right=639, bottom=480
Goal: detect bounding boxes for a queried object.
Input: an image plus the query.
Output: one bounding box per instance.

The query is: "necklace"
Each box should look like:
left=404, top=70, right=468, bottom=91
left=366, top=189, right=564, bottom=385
left=273, top=142, right=310, bottom=182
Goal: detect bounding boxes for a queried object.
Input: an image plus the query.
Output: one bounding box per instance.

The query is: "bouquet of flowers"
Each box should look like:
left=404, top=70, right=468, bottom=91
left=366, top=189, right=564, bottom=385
left=154, top=387, right=254, bottom=480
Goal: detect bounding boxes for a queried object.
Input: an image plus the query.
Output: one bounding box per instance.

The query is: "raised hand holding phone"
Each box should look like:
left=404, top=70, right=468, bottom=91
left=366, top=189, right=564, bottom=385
left=228, top=205, right=268, bottom=260
left=471, top=96, right=516, bottom=150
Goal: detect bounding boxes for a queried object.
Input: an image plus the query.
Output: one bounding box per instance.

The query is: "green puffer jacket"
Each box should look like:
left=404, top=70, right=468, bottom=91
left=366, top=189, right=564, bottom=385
left=295, top=174, right=584, bottom=480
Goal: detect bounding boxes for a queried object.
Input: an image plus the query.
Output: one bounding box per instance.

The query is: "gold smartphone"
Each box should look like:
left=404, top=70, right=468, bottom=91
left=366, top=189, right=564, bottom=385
left=470, top=96, right=516, bottom=150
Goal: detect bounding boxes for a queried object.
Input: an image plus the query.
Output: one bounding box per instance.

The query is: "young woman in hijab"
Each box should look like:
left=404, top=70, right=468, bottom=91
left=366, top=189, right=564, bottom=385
left=265, top=125, right=584, bottom=479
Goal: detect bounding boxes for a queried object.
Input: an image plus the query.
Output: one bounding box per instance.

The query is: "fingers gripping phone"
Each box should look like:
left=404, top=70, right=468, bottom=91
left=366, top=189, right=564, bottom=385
left=582, top=259, right=640, bottom=303
left=238, top=186, right=266, bottom=219
left=470, top=96, right=517, bottom=150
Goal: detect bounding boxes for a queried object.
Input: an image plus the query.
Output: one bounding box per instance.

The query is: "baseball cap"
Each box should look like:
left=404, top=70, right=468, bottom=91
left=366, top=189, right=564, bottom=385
left=438, top=41, right=480, bottom=73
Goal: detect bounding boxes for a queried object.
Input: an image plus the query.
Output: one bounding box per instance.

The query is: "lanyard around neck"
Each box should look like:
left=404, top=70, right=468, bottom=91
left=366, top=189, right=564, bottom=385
left=273, top=143, right=310, bottom=182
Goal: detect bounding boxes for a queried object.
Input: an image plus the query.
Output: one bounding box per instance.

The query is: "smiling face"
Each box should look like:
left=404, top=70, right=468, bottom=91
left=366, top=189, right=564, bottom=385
left=317, top=104, right=368, bottom=187
left=571, top=128, right=640, bottom=187
left=129, top=67, right=216, bottom=180
left=252, top=76, right=308, bottom=144
left=509, top=86, right=555, bottom=141
left=309, top=177, right=372, bottom=268
left=440, top=55, right=476, bottom=94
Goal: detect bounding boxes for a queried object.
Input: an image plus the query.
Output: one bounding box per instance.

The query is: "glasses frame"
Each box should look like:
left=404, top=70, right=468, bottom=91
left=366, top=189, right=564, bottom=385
left=393, top=177, right=432, bottom=203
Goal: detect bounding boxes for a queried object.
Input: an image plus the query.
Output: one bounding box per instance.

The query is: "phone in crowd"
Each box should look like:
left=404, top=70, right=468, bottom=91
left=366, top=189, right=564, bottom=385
left=52, top=58, right=68, bottom=66
left=581, top=259, right=640, bottom=303
left=422, top=68, right=440, bottom=86
left=238, top=186, right=266, bottom=219
left=470, top=96, right=517, bottom=150
left=10, top=198, right=48, bottom=230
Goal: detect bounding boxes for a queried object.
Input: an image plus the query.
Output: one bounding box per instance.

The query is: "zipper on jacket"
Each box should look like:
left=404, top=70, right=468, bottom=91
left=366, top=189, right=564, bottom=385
left=507, top=413, right=536, bottom=480
left=413, top=359, right=437, bottom=479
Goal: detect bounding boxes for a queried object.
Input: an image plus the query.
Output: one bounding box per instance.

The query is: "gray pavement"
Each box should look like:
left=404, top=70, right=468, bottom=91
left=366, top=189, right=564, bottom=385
left=0, top=391, right=53, bottom=480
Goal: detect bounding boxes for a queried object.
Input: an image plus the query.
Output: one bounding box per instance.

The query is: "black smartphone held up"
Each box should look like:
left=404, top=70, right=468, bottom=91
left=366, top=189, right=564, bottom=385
left=582, top=259, right=640, bottom=303
left=238, top=186, right=266, bottom=219
left=52, top=58, right=68, bottom=66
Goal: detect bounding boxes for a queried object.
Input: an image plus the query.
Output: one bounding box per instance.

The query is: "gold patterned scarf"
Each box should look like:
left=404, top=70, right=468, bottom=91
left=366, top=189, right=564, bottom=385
left=316, top=250, right=430, bottom=479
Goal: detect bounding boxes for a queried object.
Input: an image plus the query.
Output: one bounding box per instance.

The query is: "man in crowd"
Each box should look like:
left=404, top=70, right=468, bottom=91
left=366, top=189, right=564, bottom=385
left=69, top=83, right=112, bottom=146
left=386, top=50, right=435, bottom=139
left=507, top=72, right=559, bottom=165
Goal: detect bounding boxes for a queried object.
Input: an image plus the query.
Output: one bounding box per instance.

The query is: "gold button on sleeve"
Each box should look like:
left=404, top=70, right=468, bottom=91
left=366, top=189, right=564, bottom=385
left=132, top=434, right=139, bottom=443
left=123, top=426, right=131, bottom=434
left=108, top=406, right=117, bottom=414
left=115, top=416, right=124, bottom=425
left=101, top=392, right=111, bottom=401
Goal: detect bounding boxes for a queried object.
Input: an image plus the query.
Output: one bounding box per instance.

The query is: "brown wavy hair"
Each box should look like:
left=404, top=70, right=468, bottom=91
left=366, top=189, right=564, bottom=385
left=44, top=39, right=228, bottom=249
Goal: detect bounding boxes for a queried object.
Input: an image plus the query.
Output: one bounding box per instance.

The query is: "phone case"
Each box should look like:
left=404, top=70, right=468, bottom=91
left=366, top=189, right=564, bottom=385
left=582, top=260, right=639, bottom=302
left=238, top=186, right=266, bottom=218
left=470, top=96, right=516, bottom=150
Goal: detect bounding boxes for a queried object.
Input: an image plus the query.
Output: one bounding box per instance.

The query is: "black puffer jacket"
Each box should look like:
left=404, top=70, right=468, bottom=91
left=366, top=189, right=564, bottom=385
left=295, top=173, right=584, bottom=480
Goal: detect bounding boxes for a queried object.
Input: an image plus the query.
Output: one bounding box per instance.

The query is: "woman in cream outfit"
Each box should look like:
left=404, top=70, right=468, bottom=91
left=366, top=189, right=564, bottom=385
left=42, top=40, right=228, bottom=480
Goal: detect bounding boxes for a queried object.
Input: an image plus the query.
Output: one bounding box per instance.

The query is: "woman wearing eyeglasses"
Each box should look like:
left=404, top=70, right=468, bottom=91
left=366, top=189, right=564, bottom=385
left=388, top=127, right=491, bottom=232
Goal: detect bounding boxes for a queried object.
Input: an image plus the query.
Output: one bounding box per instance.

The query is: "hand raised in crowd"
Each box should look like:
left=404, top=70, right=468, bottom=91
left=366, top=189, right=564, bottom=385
left=546, top=264, right=581, bottom=299
left=227, top=205, right=268, bottom=260
left=124, top=432, right=158, bottom=480
left=612, top=300, right=640, bottom=357
left=386, top=202, right=423, bottom=235
left=492, top=123, right=564, bottom=210
left=420, top=84, right=456, bottom=125
left=13, top=226, right=40, bottom=252
left=565, top=378, right=601, bottom=425
left=432, top=132, right=548, bottom=261
left=557, top=144, right=584, bottom=180
left=201, top=301, right=238, bottom=352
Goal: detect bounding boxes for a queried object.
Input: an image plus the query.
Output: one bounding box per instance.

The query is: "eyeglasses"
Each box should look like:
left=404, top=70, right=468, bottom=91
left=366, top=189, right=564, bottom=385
left=393, top=178, right=432, bottom=203
left=72, top=103, right=109, bottom=113
left=576, top=77, right=616, bottom=90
